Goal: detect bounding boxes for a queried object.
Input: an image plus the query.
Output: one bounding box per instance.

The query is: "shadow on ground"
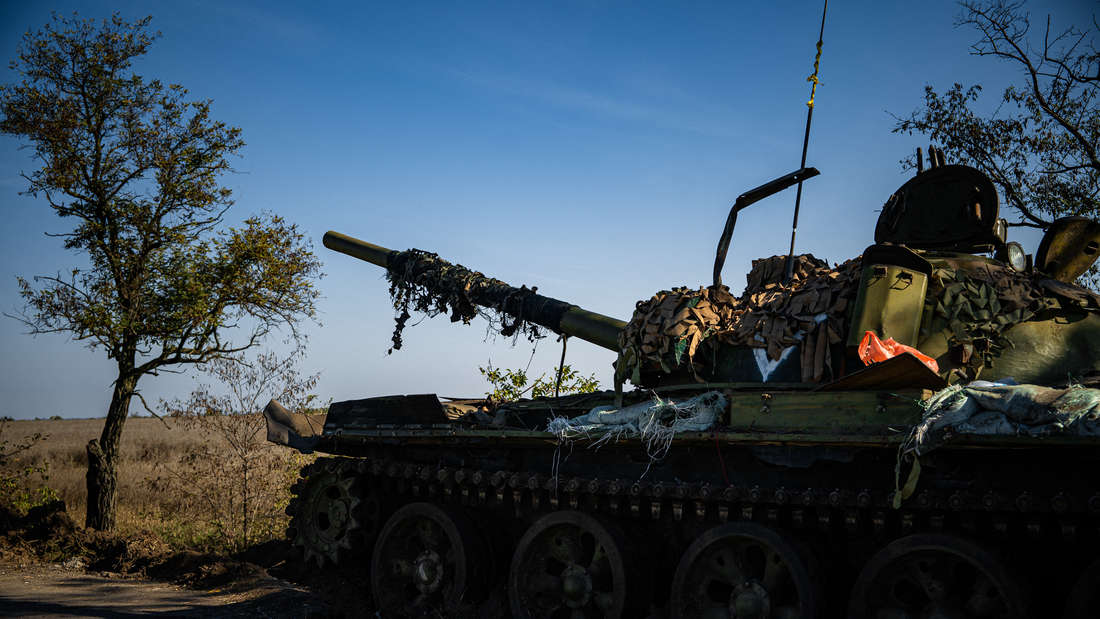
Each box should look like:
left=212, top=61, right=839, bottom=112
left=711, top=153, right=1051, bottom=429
left=0, top=502, right=338, bottom=618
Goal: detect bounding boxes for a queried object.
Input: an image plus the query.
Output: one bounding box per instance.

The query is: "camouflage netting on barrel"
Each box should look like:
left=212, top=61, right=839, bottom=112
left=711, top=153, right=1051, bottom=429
left=930, top=263, right=1100, bottom=381
left=617, top=254, right=863, bottom=384
left=385, top=249, right=551, bottom=352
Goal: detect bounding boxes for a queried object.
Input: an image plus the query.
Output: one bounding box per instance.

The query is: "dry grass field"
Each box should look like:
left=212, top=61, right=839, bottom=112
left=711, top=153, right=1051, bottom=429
left=1, top=415, right=319, bottom=552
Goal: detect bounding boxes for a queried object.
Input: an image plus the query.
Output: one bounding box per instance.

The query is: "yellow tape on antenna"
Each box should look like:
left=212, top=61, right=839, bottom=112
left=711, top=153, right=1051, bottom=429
left=807, top=40, right=823, bottom=109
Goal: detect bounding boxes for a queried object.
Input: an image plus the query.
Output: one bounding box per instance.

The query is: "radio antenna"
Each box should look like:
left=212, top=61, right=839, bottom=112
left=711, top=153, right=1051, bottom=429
left=783, top=0, right=829, bottom=283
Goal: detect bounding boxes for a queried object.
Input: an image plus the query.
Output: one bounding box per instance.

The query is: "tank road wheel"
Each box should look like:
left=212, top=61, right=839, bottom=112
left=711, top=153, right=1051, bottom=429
left=848, top=534, right=1028, bottom=619
left=669, top=522, right=821, bottom=619
left=286, top=461, right=367, bottom=567
left=1063, top=558, right=1100, bottom=619
left=370, top=502, right=489, bottom=617
left=509, top=510, right=640, bottom=618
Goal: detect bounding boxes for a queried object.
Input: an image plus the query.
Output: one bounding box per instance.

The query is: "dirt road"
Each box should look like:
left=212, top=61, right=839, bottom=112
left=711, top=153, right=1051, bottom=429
left=0, top=562, right=329, bottom=618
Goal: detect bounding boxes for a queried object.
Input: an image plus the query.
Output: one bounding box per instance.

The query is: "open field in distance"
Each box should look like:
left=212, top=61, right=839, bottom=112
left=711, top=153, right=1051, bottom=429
left=2, top=415, right=320, bottom=551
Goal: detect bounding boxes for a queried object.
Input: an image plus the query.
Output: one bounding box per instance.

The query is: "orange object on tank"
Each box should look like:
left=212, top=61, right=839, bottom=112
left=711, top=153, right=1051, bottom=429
left=857, top=330, right=939, bottom=374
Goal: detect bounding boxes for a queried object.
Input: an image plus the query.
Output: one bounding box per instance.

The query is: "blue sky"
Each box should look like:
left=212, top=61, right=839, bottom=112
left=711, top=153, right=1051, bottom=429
left=0, top=0, right=1092, bottom=419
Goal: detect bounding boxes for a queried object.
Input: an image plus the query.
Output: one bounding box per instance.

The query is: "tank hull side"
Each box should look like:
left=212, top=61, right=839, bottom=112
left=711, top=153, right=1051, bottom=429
left=298, top=430, right=1100, bottom=616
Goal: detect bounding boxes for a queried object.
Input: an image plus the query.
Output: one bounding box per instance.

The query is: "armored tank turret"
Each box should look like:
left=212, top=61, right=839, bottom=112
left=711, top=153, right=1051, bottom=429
left=268, top=161, right=1100, bottom=618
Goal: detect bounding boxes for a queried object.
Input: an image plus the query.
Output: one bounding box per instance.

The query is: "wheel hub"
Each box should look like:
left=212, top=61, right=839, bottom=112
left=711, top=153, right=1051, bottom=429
left=509, top=511, right=631, bottom=618
left=323, top=499, right=348, bottom=530
left=731, top=580, right=771, bottom=618
left=561, top=564, right=593, bottom=608
left=372, top=502, right=488, bottom=615
left=669, top=522, right=819, bottom=619
left=413, top=549, right=444, bottom=594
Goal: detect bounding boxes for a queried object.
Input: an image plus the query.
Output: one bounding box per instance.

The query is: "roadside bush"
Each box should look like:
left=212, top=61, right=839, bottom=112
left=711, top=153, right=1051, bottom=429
left=147, top=349, right=320, bottom=553
left=0, top=417, right=59, bottom=515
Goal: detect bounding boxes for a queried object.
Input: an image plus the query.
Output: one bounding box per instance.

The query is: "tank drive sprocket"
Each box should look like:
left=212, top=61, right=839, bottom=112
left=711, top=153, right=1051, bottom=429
left=286, top=458, right=375, bottom=567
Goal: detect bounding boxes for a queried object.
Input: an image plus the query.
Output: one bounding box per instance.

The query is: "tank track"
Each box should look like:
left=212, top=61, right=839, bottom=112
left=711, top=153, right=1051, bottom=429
left=297, top=449, right=1100, bottom=617
left=343, top=455, right=1100, bottom=535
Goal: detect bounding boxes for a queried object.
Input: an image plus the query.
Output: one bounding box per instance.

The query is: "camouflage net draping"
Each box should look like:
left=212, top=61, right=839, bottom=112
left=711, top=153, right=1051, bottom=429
left=617, top=254, right=863, bottom=384
left=618, top=250, right=1100, bottom=386
left=385, top=249, right=546, bottom=352
left=929, top=262, right=1100, bottom=380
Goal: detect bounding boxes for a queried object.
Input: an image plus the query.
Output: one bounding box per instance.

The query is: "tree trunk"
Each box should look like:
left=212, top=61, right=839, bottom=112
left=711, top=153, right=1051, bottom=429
left=85, top=371, right=137, bottom=531
left=85, top=438, right=116, bottom=530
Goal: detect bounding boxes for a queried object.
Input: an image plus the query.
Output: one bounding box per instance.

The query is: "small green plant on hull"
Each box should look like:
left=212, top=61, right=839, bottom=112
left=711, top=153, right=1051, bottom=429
left=480, top=363, right=600, bottom=404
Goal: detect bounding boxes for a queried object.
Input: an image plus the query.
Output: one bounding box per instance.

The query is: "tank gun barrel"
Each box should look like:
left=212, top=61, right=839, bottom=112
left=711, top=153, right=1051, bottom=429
left=323, top=231, right=627, bottom=351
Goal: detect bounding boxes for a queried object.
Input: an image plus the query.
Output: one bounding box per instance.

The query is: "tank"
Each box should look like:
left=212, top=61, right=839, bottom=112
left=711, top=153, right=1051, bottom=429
left=267, top=159, right=1100, bottom=618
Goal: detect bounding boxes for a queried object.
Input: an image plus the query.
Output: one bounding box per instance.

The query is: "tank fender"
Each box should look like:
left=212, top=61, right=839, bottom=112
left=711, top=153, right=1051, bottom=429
left=263, top=399, right=320, bottom=453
